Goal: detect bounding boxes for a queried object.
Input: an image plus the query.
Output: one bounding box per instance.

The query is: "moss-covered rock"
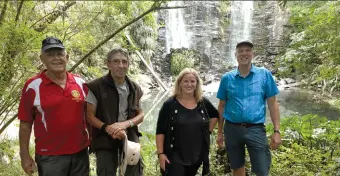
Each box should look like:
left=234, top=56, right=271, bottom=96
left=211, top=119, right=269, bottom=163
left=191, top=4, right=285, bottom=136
left=168, top=48, right=209, bottom=75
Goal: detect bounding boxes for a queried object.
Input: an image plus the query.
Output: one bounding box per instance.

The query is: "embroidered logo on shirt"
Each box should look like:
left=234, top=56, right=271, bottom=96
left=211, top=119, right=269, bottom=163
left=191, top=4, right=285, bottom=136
left=71, top=90, right=81, bottom=102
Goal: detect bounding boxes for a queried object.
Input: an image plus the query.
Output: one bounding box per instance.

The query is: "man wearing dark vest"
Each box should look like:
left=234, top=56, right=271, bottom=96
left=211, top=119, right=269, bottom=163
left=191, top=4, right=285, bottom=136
left=86, top=48, right=144, bottom=176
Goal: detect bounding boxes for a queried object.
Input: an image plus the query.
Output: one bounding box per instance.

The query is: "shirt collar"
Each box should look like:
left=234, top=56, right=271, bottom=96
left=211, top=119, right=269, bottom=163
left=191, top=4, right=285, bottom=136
left=40, top=70, right=75, bottom=84
left=103, top=72, right=136, bottom=93
left=234, top=64, right=257, bottom=77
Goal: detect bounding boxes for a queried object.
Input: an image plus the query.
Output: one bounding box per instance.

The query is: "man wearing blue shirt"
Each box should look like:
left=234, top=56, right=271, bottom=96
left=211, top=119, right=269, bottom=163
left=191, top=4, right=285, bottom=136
left=216, top=41, right=281, bottom=176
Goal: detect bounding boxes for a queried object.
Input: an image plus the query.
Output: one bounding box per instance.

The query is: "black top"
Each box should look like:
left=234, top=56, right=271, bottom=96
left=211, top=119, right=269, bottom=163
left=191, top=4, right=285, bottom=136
left=156, top=97, right=218, bottom=165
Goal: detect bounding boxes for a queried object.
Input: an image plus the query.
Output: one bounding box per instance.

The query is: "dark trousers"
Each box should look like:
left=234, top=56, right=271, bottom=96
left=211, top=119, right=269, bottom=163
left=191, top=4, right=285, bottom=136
left=162, top=160, right=202, bottom=176
left=96, top=149, right=143, bottom=176
left=35, top=148, right=89, bottom=176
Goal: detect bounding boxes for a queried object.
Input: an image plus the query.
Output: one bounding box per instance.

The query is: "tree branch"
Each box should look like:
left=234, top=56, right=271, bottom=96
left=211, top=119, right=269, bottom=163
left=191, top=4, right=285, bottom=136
left=63, top=9, right=103, bottom=42
left=0, top=113, right=18, bottom=135
left=0, top=96, right=18, bottom=117
left=69, top=1, right=164, bottom=71
left=0, top=0, right=8, bottom=26
left=31, top=1, right=76, bottom=32
left=15, top=0, right=24, bottom=25
left=156, top=6, right=190, bottom=10
left=29, top=3, right=59, bottom=29
left=0, top=96, right=18, bottom=127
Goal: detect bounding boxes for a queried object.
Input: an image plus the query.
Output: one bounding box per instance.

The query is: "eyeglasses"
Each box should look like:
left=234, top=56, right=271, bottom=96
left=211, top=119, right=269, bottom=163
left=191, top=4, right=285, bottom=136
left=108, top=59, right=129, bottom=65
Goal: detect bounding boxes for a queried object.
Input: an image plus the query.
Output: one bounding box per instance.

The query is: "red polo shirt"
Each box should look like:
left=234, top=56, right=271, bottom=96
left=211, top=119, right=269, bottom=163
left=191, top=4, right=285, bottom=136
left=18, top=71, right=89, bottom=155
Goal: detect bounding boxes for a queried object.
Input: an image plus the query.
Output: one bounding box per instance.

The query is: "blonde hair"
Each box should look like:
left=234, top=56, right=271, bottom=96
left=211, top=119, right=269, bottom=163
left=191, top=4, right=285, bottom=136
left=172, top=68, right=203, bottom=102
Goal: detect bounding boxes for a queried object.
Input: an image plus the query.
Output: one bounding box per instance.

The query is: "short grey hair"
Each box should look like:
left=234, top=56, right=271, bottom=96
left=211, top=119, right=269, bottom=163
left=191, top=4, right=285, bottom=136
left=106, top=48, right=130, bottom=61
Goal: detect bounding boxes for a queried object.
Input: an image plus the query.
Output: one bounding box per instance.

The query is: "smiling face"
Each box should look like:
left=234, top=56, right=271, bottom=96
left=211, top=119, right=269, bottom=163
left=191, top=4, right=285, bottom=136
left=179, top=73, right=197, bottom=96
left=235, top=45, right=254, bottom=66
left=40, top=48, right=69, bottom=73
left=106, top=52, right=129, bottom=79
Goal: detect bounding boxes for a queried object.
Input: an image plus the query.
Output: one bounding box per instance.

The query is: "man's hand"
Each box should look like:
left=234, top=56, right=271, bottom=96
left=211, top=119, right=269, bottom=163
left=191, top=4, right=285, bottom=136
left=20, top=154, right=37, bottom=175
left=110, top=130, right=126, bottom=140
left=106, top=122, right=128, bottom=135
left=217, top=132, right=224, bottom=148
left=270, top=132, right=282, bottom=150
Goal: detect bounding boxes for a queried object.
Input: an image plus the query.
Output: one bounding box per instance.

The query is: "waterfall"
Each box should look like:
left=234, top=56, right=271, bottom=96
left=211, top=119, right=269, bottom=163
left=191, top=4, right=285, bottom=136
left=165, top=1, right=190, bottom=54
left=228, top=1, right=254, bottom=66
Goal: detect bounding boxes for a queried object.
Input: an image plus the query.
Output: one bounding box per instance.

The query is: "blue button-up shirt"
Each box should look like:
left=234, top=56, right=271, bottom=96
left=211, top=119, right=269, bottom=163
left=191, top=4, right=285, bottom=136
left=217, top=65, right=279, bottom=124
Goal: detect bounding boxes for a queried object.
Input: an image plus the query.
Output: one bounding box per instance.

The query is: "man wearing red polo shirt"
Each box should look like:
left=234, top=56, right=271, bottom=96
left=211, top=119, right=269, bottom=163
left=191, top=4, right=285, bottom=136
left=18, top=37, right=90, bottom=176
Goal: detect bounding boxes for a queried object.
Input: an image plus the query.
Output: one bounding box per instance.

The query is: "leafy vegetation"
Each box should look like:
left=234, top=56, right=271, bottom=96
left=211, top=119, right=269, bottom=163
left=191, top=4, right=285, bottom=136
left=1, top=1, right=340, bottom=175
left=1, top=115, right=339, bottom=175
left=216, top=1, right=231, bottom=39
left=276, top=1, right=340, bottom=95
left=268, top=115, right=340, bottom=175
left=0, top=1, right=164, bottom=136
left=141, top=115, right=340, bottom=176
left=170, top=49, right=201, bottom=75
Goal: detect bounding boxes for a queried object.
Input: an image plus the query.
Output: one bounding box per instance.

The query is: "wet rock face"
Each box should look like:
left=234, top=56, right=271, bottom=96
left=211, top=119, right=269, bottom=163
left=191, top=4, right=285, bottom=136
left=154, top=1, right=227, bottom=77
left=154, top=1, right=290, bottom=81
left=251, top=1, right=290, bottom=71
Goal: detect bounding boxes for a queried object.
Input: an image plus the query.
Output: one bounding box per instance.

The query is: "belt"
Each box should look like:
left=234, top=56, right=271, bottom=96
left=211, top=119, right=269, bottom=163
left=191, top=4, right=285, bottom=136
left=226, top=120, right=264, bottom=128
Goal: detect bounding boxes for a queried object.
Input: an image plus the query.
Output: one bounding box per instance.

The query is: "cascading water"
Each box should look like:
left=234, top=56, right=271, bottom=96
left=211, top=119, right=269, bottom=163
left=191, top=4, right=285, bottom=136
left=228, top=1, right=254, bottom=66
left=165, top=1, right=190, bottom=54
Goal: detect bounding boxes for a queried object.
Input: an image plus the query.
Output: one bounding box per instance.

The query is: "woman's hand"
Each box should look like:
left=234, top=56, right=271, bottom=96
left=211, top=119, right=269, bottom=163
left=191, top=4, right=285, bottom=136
left=158, top=154, right=170, bottom=171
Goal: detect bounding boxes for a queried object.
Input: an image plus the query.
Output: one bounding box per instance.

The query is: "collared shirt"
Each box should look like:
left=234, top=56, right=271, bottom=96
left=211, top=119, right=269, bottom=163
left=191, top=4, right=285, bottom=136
left=217, top=65, right=279, bottom=124
left=18, top=71, right=89, bottom=155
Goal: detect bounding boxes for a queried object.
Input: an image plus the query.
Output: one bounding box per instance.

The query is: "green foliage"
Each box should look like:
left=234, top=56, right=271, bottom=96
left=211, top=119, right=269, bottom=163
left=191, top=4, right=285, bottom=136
left=209, top=142, right=232, bottom=175
left=128, top=1, right=158, bottom=74
left=140, top=132, right=159, bottom=176
left=217, top=1, right=231, bottom=39
left=170, top=50, right=195, bottom=75
left=140, top=115, right=340, bottom=176
left=0, top=1, right=161, bottom=136
left=267, top=115, right=340, bottom=175
left=0, top=115, right=339, bottom=175
left=276, top=1, right=340, bottom=93
left=0, top=139, right=36, bottom=176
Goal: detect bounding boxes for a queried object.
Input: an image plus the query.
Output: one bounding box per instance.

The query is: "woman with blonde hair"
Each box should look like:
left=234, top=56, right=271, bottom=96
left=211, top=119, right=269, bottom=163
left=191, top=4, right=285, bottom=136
left=156, top=68, right=218, bottom=176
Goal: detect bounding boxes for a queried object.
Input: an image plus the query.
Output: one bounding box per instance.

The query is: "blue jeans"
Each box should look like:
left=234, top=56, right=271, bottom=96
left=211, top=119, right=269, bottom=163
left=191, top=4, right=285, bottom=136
left=224, top=121, right=271, bottom=176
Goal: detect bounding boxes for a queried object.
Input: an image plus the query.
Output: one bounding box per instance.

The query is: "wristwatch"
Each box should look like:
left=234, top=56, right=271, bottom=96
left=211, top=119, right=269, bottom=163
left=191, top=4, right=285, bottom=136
left=274, top=129, right=280, bottom=134
left=128, top=120, right=134, bottom=128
